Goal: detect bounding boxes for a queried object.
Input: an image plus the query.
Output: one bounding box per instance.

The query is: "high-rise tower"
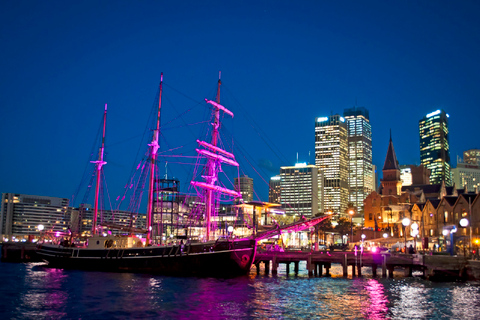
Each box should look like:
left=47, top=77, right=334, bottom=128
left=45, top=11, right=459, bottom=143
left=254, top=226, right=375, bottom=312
left=268, top=175, right=281, bottom=204
left=343, top=107, right=373, bottom=215
left=234, top=175, right=254, bottom=203
left=419, top=109, right=452, bottom=186
left=279, top=163, right=322, bottom=217
left=315, top=115, right=348, bottom=215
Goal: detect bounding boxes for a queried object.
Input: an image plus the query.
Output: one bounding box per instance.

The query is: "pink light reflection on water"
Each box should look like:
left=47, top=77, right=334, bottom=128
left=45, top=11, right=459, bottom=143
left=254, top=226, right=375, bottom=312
left=20, top=264, right=68, bottom=319
left=363, top=278, right=390, bottom=319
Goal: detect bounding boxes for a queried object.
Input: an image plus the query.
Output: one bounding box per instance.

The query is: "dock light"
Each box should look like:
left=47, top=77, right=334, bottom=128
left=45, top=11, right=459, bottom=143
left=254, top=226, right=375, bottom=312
left=459, top=218, right=469, bottom=227
left=383, top=233, right=388, bottom=238
left=37, top=224, right=44, bottom=231
left=227, top=225, right=234, bottom=233
left=361, top=234, right=366, bottom=240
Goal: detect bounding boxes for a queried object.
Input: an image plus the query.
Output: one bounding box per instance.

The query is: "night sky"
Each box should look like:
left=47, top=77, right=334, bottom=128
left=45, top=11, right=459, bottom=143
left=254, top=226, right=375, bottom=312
left=1, top=1, right=479, bottom=207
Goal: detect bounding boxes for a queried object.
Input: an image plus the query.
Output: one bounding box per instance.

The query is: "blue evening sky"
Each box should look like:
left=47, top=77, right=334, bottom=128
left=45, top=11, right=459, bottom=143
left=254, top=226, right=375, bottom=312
left=1, top=1, right=479, bottom=207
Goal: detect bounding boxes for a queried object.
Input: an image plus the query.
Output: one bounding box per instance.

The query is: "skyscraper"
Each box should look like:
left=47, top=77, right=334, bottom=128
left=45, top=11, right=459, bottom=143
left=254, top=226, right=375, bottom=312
left=419, top=109, right=452, bottom=186
left=269, top=175, right=281, bottom=204
left=279, top=163, right=322, bottom=217
left=234, top=175, right=254, bottom=203
left=315, top=115, right=348, bottom=215
left=343, top=107, right=373, bottom=215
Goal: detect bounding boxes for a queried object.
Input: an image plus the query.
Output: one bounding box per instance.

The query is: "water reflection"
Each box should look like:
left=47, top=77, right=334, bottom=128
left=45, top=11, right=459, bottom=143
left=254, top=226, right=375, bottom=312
left=363, top=279, right=389, bottom=319
left=3, top=262, right=480, bottom=319
left=20, top=264, right=68, bottom=319
left=451, top=284, right=480, bottom=319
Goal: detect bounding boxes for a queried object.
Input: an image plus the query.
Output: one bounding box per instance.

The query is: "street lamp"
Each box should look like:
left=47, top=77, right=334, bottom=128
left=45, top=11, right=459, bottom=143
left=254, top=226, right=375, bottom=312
left=411, top=222, right=419, bottom=252
left=402, top=217, right=411, bottom=253
left=348, top=208, right=355, bottom=245
left=460, top=218, right=469, bottom=257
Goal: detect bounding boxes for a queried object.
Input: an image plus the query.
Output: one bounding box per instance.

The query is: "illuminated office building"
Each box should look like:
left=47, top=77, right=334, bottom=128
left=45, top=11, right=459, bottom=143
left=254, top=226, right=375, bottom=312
left=463, top=149, right=480, bottom=165
left=269, top=175, right=281, bottom=204
left=419, top=109, right=452, bottom=186
left=400, top=165, right=413, bottom=186
left=234, top=175, right=254, bottom=203
left=453, top=149, right=480, bottom=192
left=315, top=115, right=348, bottom=215
left=343, top=107, right=373, bottom=215
left=1, top=193, right=69, bottom=240
left=279, top=163, right=323, bottom=217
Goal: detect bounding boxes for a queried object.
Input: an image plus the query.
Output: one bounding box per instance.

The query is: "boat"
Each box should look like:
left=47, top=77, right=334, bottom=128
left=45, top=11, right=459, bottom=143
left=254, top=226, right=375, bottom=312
left=37, top=74, right=257, bottom=277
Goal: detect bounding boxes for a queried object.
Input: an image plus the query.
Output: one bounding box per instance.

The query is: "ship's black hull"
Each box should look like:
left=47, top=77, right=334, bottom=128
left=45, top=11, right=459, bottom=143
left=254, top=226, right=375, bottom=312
left=37, top=238, right=256, bottom=277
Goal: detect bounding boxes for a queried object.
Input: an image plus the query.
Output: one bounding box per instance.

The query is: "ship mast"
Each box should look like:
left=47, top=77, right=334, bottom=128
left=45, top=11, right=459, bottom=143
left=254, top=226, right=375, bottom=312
left=191, top=73, right=241, bottom=241
left=146, top=73, right=163, bottom=246
left=91, top=104, right=108, bottom=235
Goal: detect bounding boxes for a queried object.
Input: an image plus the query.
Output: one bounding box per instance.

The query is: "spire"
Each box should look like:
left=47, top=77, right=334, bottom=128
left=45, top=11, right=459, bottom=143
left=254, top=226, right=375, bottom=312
left=383, top=133, right=399, bottom=171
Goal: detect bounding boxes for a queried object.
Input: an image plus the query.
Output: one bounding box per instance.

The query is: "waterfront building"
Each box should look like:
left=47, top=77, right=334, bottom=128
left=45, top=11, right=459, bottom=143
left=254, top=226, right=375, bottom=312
left=269, top=175, right=281, bottom=204
left=315, top=114, right=348, bottom=215
left=0, top=193, right=69, bottom=240
left=343, top=107, right=374, bottom=216
left=419, top=109, right=452, bottom=186
left=453, top=150, right=480, bottom=192
left=279, top=163, right=323, bottom=217
left=234, top=175, right=254, bottom=203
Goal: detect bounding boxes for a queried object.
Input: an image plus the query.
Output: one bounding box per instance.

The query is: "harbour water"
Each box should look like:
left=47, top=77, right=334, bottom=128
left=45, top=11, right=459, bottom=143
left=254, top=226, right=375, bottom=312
left=1, top=261, right=480, bottom=319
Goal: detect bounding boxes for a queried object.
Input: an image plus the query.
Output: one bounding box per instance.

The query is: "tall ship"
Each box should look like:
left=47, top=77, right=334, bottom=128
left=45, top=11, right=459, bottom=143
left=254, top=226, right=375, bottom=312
left=37, top=74, right=257, bottom=277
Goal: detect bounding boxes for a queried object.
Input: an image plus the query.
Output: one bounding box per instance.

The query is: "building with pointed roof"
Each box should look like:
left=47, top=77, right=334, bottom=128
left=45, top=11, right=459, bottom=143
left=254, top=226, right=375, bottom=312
left=380, top=134, right=402, bottom=196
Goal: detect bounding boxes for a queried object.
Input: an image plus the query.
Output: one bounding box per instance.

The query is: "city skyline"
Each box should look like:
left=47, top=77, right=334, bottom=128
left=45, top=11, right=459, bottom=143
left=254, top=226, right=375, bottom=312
left=1, top=1, right=480, bottom=204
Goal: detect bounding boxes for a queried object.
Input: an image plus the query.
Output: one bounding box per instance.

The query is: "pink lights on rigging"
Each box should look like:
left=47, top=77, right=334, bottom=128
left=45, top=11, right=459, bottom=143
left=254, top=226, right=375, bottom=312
left=196, top=140, right=235, bottom=159
left=196, top=149, right=239, bottom=167
left=191, top=181, right=241, bottom=198
left=205, top=99, right=234, bottom=118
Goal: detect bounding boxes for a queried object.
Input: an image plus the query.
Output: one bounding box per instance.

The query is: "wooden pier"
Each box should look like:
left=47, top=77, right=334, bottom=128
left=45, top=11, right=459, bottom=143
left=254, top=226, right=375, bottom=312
left=255, top=250, right=477, bottom=280
left=1, top=242, right=41, bottom=262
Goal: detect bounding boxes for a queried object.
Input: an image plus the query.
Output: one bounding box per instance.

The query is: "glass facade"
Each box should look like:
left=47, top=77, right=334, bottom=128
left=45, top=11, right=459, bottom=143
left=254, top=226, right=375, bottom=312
left=269, top=175, right=281, bottom=204
left=315, top=115, right=348, bottom=215
left=234, top=175, right=254, bottom=203
left=344, top=107, right=373, bottom=215
left=419, top=109, right=452, bottom=186
left=279, top=164, right=321, bottom=217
